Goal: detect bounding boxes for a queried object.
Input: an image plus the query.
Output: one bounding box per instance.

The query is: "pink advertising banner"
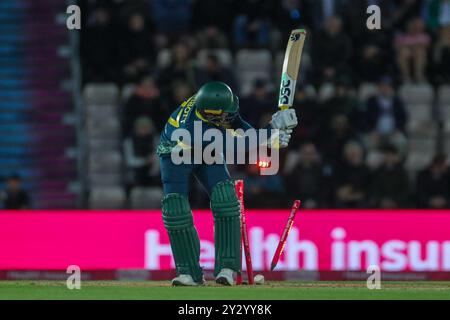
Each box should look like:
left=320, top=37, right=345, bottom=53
left=0, top=210, right=449, bottom=272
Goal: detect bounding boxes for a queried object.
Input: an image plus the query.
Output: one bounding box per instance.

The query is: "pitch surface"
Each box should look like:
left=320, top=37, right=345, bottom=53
left=0, top=281, right=449, bottom=300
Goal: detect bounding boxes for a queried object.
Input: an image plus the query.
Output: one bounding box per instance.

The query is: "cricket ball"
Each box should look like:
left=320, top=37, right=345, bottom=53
left=254, top=274, right=265, bottom=285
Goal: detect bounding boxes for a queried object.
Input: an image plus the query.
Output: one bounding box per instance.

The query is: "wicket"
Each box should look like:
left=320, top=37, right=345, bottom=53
left=270, top=200, right=301, bottom=271
left=235, top=180, right=254, bottom=285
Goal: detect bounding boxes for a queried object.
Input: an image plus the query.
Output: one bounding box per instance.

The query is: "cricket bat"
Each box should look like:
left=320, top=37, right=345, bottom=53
left=278, top=29, right=307, bottom=110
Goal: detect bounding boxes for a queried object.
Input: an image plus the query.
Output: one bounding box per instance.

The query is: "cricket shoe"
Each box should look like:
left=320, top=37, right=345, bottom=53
left=172, top=274, right=206, bottom=287
left=215, top=268, right=235, bottom=286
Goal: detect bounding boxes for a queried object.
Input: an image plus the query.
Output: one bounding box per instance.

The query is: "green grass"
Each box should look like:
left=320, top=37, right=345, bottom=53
left=0, top=281, right=449, bottom=300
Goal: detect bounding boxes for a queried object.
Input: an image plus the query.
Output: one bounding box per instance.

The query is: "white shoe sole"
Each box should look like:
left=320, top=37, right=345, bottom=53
left=172, top=280, right=206, bottom=287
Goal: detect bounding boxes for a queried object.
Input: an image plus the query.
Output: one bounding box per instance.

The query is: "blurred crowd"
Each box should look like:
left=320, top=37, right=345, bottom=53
left=0, top=174, right=30, bottom=210
left=79, top=0, right=450, bottom=209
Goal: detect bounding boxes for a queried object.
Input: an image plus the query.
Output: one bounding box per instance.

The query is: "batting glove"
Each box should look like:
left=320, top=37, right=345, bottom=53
left=279, top=129, right=293, bottom=148
left=268, top=129, right=292, bottom=149
left=270, top=109, right=298, bottom=130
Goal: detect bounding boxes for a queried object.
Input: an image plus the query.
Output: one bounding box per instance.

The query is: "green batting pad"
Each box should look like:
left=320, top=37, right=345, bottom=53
left=210, top=180, right=241, bottom=275
left=162, top=194, right=203, bottom=282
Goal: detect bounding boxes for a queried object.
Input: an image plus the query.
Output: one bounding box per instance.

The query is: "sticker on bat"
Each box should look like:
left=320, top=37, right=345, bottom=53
left=290, top=33, right=301, bottom=42
left=279, top=74, right=295, bottom=106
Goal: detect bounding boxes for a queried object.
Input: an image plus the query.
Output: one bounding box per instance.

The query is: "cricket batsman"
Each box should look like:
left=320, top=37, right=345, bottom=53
left=156, top=81, right=298, bottom=286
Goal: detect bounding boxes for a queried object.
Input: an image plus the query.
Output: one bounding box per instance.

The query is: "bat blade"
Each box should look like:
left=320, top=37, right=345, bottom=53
left=278, top=29, right=307, bottom=110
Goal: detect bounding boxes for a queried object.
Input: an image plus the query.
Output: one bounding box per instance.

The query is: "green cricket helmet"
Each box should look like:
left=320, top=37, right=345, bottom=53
left=195, top=81, right=239, bottom=127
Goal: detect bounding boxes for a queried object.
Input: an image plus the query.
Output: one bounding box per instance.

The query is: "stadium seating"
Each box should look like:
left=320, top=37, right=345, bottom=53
left=83, top=82, right=170, bottom=209
left=437, top=85, right=450, bottom=105
left=236, top=49, right=272, bottom=71
left=89, top=186, right=126, bottom=209
left=399, top=84, right=437, bottom=138
left=358, top=83, right=378, bottom=101
left=88, top=138, right=120, bottom=151
left=87, top=116, right=120, bottom=139
left=406, top=104, right=437, bottom=138
left=446, top=138, right=450, bottom=154
left=121, top=84, right=137, bottom=103
left=197, top=49, right=233, bottom=67
left=236, top=49, right=272, bottom=96
left=89, top=173, right=123, bottom=187
left=88, top=151, right=122, bottom=175
left=129, top=187, right=164, bottom=209
left=83, top=84, right=124, bottom=208
left=399, top=84, right=434, bottom=106
left=407, top=138, right=437, bottom=172
left=156, top=49, right=172, bottom=68
left=83, top=83, right=119, bottom=106
left=438, top=85, right=450, bottom=133
left=317, top=83, right=336, bottom=102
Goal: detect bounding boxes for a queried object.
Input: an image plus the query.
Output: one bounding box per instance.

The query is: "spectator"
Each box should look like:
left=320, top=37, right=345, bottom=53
left=81, top=6, right=117, bottom=83
left=167, top=81, right=195, bottom=107
left=356, top=44, right=391, bottom=84
left=244, top=164, right=285, bottom=208
left=150, top=0, right=192, bottom=34
left=196, top=54, right=237, bottom=91
left=319, top=76, right=362, bottom=129
left=192, top=0, right=234, bottom=32
left=364, top=76, right=408, bottom=156
left=394, top=17, right=431, bottom=83
left=118, top=13, right=154, bottom=83
left=370, top=145, right=410, bottom=208
left=334, top=142, right=370, bottom=208
left=284, top=142, right=328, bottom=208
left=158, top=42, right=199, bottom=92
left=241, top=79, right=276, bottom=127
left=291, top=85, right=320, bottom=145
left=306, top=0, right=349, bottom=31
left=379, top=0, right=422, bottom=31
left=0, top=174, right=31, bottom=210
left=123, top=75, right=165, bottom=134
left=433, top=24, right=450, bottom=84
left=416, top=154, right=450, bottom=208
left=233, top=0, right=271, bottom=48
left=320, top=114, right=358, bottom=166
left=196, top=26, right=229, bottom=49
left=123, top=117, right=160, bottom=188
left=313, top=16, right=353, bottom=84
left=423, top=0, right=450, bottom=31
